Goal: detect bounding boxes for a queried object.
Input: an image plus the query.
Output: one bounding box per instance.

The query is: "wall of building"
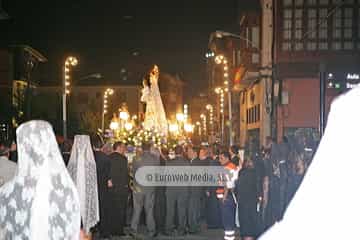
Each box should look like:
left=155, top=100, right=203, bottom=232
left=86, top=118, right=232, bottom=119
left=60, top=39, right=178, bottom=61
left=240, top=82, right=262, bottom=147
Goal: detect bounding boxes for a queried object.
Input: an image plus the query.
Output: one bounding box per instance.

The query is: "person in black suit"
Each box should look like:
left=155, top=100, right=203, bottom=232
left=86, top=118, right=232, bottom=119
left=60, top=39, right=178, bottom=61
left=91, top=135, right=111, bottom=238
left=108, top=141, right=129, bottom=236
left=165, top=145, right=189, bottom=236
left=186, top=145, right=203, bottom=233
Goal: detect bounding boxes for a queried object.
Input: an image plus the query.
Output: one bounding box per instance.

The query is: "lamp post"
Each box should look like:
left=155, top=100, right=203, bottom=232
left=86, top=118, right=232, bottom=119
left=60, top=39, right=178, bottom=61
left=62, top=56, right=78, bottom=140
left=206, top=104, right=214, bottom=139
left=196, top=121, right=201, bottom=137
left=214, top=53, right=233, bottom=146
left=210, top=30, right=264, bottom=145
left=215, top=87, right=226, bottom=143
left=102, top=88, right=114, bottom=133
left=200, top=113, right=207, bottom=140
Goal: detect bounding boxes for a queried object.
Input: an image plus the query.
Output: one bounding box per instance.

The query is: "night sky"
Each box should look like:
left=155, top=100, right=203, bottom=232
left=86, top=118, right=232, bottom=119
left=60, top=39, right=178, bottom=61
left=1, top=0, right=238, bottom=98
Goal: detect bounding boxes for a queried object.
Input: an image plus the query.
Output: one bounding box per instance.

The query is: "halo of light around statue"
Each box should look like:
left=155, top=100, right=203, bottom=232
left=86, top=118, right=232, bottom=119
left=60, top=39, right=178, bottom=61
left=104, top=65, right=193, bottom=148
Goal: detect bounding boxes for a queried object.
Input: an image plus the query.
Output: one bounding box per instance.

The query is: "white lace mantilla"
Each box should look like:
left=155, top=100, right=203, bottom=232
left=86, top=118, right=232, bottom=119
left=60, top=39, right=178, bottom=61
left=0, top=120, right=80, bottom=240
left=67, top=135, right=99, bottom=234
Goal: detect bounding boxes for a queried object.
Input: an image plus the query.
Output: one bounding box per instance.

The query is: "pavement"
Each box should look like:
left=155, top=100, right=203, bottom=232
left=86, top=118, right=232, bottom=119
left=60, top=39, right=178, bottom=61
left=103, top=227, right=241, bottom=240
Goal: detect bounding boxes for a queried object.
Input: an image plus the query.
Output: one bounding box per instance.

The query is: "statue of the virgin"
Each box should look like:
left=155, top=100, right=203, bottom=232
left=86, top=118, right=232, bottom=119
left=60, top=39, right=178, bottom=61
left=141, top=65, right=168, bottom=135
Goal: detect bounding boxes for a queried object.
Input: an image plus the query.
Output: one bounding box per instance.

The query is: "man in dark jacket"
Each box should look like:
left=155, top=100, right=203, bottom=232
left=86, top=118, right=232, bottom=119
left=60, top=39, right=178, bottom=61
left=186, top=145, right=203, bottom=233
left=165, top=145, right=189, bottom=236
left=108, top=141, right=129, bottom=236
left=91, top=135, right=111, bottom=238
left=130, top=142, right=159, bottom=237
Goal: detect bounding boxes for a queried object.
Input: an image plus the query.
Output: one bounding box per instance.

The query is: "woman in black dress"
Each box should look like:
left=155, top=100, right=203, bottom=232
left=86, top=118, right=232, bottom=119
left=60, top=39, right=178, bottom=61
left=236, top=158, right=259, bottom=240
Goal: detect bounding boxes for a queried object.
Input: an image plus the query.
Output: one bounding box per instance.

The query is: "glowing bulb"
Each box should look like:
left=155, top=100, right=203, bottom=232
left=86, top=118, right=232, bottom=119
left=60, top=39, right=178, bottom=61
left=119, top=111, right=129, bottom=121
left=184, top=123, right=194, bottom=133
left=124, top=122, right=133, bottom=131
left=224, top=81, right=228, bottom=85
left=110, top=121, right=119, bottom=130
left=224, top=73, right=229, bottom=78
left=169, top=123, right=179, bottom=133
left=215, top=56, right=222, bottom=64
left=176, top=113, right=185, bottom=122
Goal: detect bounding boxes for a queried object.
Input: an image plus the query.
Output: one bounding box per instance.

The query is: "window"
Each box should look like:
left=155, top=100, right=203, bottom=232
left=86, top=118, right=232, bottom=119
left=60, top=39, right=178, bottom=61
left=281, top=1, right=357, bottom=52
left=251, top=27, right=260, bottom=48
left=332, top=9, right=342, bottom=39
left=236, top=50, right=241, bottom=66
left=282, top=42, right=291, bottom=50
left=295, top=0, right=304, bottom=6
left=307, top=0, right=317, bottom=5
left=246, top=104, right=260, bottom=124
left=308, top=9, right=317, bottom=39
left=295, top=42, right=304, bottom=50
left=307, top=42, right=317, bottom=50
left=344, top=8, right=353, bottom=39
left=252, top=53, right=260, bottom=64
left=319, top=42, right=328, bottom=49
left=344, top=41, right=353, bottom=49
left=344, top=29, right=352, bottom=38
left=332, top=41, right=341, bottom=50
left=319, top=8, right=328, bottom=39
left=283, top=0, right=293, bottom=6
left=283, top=8, right=293, bottom=50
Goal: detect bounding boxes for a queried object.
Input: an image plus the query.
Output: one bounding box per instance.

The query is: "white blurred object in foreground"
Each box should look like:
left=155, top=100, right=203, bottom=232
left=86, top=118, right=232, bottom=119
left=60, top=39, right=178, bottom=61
left=260, top=86, right=360, bottom=240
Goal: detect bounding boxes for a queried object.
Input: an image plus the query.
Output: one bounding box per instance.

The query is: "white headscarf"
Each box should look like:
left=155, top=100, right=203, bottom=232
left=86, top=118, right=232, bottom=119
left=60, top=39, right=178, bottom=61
left=260, top=87, right=360, bottom=239
left=0, top=120, right=80, bottom=240
left=67, top=135, right=99, bottom=234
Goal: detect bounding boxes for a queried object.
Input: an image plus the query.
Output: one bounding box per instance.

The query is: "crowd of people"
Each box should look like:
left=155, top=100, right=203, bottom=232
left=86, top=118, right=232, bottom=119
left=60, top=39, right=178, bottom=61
left=0, top=122, right=315, bottom=240
left=61, top=133, right=313, bottom=240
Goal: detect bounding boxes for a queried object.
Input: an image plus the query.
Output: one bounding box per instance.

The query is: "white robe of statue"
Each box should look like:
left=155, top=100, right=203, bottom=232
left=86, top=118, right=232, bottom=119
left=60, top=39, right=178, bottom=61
left=141, top=65, right=168, bottom=135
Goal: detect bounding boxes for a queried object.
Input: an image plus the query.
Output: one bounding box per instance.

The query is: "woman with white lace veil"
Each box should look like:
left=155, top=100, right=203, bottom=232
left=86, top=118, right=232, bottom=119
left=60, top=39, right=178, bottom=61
left=67, top=135, right=99, bottom=235
left=260, top=87, right=360, bottom=239
left=0, top=120, right=80, bottom=240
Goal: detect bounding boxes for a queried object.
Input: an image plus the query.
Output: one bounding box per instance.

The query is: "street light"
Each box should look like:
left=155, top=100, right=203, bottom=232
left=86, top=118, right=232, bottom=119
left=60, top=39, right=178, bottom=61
left=183, top=104, right=188, bottom=122
left=62, top=56, right=78, bottom=140
left=176, top=113, right=185, bottom=122
left=196, top=121, right=201, bottom=137
left=184, top=123, right=194, bottom=133
left=210, top=30, right=264, bottom=145
left=169, top=123, right=179, bottom=134
left=200, top=113, right=207, bottom=138
left=206, top=104, right=214, bottom=137
left=213, top=30, right=260, bottom=51
left=124, top=122, right=133, bottom=131
left=101, top=88, right=114, bottom=133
